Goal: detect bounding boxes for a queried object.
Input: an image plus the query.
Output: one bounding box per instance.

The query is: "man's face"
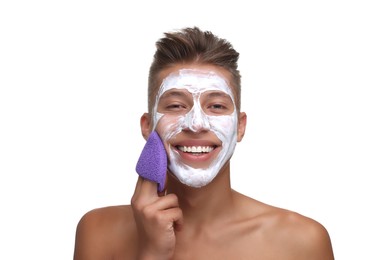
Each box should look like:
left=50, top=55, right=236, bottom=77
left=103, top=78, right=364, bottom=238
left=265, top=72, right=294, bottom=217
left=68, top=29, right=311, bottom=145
left=151, top=66, right=239, bottom=188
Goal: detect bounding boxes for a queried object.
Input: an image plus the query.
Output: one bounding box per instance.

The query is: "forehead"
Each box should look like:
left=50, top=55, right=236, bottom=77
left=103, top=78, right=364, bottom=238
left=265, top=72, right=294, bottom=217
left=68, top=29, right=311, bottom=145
left=157, top=64, right=235, bottom=91
left=158, top=68, right=233, bottom=97
left=159, top=64, right=232, bottom=82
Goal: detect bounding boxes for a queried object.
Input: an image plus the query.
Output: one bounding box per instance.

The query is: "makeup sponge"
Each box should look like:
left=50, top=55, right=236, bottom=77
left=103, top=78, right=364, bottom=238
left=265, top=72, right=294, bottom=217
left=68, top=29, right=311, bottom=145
left=136, top=131, right=167, bottom=192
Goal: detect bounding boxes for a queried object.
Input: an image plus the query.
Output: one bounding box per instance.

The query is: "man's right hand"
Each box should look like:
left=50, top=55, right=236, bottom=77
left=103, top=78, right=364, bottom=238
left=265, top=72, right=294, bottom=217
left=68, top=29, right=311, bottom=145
left=131, top=176, right=183, bottom=260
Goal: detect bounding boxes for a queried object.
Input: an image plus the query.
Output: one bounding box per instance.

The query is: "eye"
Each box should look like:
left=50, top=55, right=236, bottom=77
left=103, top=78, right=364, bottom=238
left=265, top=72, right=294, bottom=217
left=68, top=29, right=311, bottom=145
left=157, top=89, right=193, bottom=114
left=206, top=103, right=230, bottom=115
left=200, top=91, right=234, bottom=115
left=166, top=103, right=187, bottom=111
left=209, top=104, right=226, bottom=110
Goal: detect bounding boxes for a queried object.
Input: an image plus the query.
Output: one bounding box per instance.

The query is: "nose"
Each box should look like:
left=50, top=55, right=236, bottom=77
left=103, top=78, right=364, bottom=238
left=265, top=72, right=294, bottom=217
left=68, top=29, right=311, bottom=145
left=184, top=103, right=210, bottom=132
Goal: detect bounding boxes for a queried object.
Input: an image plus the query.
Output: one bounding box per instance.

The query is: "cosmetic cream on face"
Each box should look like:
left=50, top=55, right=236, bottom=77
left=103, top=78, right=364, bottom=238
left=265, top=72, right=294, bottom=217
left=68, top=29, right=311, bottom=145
left=152, top=69, right=238, bottom=188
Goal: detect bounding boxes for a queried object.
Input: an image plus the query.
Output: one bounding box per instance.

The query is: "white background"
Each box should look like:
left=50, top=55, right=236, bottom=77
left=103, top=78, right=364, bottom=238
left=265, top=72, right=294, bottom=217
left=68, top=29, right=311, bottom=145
left=1, top=1, right=389, bottom=259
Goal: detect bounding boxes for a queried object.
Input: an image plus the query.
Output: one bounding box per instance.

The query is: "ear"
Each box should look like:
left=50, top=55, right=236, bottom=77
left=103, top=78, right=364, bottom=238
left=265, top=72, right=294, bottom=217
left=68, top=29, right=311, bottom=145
left=237, top=112, right=247, bottom=142
left=140, top=113, right=152, bottom=140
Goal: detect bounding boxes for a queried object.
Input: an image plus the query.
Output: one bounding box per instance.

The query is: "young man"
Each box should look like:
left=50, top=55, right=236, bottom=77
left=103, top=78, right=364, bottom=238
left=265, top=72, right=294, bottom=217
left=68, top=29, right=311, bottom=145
left=73, top=27, right=334, bottom=260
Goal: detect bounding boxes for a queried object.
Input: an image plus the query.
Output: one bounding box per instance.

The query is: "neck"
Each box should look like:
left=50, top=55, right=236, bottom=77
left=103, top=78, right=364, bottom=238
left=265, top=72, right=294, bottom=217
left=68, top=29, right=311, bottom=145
left=166, top=163, right=234, bottom=225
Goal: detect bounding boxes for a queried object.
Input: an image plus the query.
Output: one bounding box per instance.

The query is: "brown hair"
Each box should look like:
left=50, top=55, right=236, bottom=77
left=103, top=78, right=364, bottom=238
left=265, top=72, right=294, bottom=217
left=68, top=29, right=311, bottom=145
left=148, top=26, right=241, bottom=113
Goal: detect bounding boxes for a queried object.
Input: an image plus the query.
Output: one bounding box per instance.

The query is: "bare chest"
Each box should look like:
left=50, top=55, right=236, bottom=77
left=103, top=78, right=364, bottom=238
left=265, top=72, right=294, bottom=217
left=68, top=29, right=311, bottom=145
left=172, top=229, right=267, bottom=260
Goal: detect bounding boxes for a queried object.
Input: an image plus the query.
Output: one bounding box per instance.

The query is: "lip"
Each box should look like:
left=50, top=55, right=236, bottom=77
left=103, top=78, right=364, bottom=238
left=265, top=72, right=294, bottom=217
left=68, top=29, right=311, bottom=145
left=169, top=139, right=221, bottom=166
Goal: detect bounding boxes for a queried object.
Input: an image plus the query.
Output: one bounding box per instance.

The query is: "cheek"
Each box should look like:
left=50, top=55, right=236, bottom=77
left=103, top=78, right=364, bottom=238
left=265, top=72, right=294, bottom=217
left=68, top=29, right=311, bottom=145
left=156, top=115, right=184, bottom=141
left=209, top=115, right=236, bottom=134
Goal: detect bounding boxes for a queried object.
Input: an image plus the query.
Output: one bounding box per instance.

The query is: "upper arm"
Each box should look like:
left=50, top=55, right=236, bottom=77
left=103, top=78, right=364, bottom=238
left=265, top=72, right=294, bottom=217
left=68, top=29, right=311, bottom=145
left=73, top=206, right=137, bottom=260
left=73, top=209, right=111, bottom=260
left=310, top=222, right=334, bottom=260
left=291, top=217, right=335, bottom=260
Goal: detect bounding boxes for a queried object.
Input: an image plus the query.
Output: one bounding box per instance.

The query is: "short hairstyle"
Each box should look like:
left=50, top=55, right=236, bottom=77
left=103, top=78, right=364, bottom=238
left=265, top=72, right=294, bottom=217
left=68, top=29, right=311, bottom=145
left=148, top=26, right=241, bottom=113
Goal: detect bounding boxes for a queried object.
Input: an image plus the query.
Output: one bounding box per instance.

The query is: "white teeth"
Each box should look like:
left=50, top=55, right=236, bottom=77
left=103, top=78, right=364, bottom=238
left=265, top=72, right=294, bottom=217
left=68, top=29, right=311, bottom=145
left=178, top=146, right=215, bottom=153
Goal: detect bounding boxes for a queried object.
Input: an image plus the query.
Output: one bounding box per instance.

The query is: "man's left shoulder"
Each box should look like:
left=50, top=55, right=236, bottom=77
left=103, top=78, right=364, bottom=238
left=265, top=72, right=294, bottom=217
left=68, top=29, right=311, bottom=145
left=274, top=209, right=334, bottom=259
left=277, top=210, right=329, bottom=239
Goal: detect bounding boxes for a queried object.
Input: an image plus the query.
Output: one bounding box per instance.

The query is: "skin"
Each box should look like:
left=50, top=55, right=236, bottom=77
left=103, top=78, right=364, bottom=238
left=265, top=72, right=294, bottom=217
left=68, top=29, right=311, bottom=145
left=73, top=63, right=335, bottom=260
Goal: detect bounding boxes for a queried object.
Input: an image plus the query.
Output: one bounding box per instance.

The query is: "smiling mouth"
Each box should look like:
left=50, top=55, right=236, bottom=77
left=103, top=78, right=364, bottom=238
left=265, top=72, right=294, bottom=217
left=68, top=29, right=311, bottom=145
left=176, top=145, right=216, bottom=155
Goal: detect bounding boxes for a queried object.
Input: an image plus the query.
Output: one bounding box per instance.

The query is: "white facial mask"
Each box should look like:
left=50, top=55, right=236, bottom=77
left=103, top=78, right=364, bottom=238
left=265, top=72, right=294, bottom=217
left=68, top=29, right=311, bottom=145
left=152, top=69, right=238, bottom=188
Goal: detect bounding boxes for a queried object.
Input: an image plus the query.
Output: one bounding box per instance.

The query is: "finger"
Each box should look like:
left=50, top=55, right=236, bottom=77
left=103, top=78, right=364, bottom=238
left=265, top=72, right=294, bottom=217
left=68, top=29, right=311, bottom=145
left=132, top=177, right=158, bottom=202
left=138, top=178, right=159, bottom=197
left=131, top=177, right=161, bottom=208
left=157, top=172, right=168, bottom=197
left=148, top=193, right=179, bottom=210
left=164, top=207, right=184, bottom=232
left=131, top=176, right=144, bottom=202
left=157, top=186, right=167, bottom=197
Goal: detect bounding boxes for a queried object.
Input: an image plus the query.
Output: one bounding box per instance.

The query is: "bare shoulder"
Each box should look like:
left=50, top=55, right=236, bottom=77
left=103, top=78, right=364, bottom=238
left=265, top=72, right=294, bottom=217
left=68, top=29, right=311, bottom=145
left=73, top=205, right=137, bottom=260
left=267, top=207, right=334, bottom=259
left=234, top=192, right=334, bottom=260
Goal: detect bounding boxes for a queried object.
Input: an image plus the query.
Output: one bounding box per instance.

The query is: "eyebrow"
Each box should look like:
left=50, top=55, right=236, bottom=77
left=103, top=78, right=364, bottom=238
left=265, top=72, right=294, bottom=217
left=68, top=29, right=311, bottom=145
left=159, top=90, right=191, bottom=100
left=204, top=91, right=232, bottom=100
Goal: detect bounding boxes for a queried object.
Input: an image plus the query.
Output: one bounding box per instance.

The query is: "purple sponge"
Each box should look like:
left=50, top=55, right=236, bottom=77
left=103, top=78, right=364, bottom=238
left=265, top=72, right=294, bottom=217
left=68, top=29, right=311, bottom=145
left=135, top=131, right=167, bottom=192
